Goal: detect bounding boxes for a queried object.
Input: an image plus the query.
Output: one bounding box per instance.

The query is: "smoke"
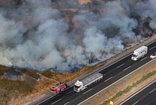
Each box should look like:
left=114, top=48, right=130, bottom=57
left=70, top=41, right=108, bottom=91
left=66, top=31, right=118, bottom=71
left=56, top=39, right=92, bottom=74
left=0, top=0, right=156, bottom=73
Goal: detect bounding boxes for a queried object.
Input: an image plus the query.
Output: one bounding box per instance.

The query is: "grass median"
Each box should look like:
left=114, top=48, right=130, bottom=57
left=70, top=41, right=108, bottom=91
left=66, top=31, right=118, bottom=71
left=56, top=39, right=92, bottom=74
left=84, top=59, right=156, bottom=105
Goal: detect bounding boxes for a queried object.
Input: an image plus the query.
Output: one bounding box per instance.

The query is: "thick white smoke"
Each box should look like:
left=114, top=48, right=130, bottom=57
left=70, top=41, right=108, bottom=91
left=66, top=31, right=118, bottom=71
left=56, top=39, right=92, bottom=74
left=0, top=0, right=155, bottom=73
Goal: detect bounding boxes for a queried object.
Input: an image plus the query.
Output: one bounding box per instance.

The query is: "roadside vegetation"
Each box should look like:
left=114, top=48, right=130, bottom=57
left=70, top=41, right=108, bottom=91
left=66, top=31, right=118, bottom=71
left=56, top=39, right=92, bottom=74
left=40, top=62, right=105, bottom=83
left=101, top=70, right=156, bottom=105
left=0, top=62, right=104, bottom=105
left=84, top=60, right=156, bottom=105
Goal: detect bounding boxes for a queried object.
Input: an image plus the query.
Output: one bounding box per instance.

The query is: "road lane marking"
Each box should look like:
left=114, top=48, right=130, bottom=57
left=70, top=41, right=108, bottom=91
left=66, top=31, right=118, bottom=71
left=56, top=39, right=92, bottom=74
left=140, top=57, right=147, bottom=61
left=149, top=46, right=156, bottom=50
left=78, top=58, right=156, bottom=105
left=104, top=77, right=113, bottom=82
left=149, top=88, right=156, bottom=94
left=119, top=79, right=156, bottom=105
left=133, top=101, right=138, bottom=105
left=117, top=63, right=124, bottom=68
left=64, top=102, right=70, bottom=105
left=123, top=66, right=131, bottom=71
left=83, top=88, right=92, bottom=94
left=51, top=98, right=62, bottom=105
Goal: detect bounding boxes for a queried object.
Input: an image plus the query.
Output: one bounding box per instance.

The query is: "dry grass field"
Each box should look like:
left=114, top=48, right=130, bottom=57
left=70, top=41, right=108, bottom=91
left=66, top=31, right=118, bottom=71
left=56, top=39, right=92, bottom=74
left=1, top=62, right=103, bottom=105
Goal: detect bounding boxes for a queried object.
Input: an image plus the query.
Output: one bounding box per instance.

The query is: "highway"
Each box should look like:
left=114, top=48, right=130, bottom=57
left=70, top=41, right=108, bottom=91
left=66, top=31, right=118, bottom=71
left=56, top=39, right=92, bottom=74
left=36, top=41, right=156, bottom=105
left=119, top=79, right=156, bottom=105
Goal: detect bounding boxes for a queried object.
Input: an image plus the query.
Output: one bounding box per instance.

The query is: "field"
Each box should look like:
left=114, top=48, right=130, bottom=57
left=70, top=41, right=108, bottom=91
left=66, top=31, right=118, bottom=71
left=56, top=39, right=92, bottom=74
left=0, top=62, right=102, bottom=105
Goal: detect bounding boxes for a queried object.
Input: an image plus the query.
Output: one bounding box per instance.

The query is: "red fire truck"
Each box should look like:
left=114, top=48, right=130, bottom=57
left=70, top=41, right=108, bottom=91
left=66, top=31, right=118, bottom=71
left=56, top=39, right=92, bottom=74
left=50, top=83, right=67, bottom=94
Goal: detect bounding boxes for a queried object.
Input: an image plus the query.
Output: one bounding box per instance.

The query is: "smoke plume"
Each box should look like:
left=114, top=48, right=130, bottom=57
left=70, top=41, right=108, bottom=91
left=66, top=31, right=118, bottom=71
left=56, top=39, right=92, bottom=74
left=0, top=0, right=155, bottom=73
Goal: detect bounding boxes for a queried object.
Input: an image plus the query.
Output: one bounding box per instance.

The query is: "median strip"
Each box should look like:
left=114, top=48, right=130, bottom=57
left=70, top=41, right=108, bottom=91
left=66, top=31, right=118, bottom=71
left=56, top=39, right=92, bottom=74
left=102, top=70, right=156, bottom=105
left=83, top=59, right=156, bottom=105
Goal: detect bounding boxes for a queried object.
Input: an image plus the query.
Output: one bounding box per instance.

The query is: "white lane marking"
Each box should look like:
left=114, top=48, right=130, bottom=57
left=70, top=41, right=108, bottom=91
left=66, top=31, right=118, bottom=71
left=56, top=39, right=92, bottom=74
left=119, top=79, right=156, bottom=105
left=64, top=102, right=70, bottom=105
left=123, top=66, right=131, bottom=71
left=133, top=101, right=138, bottom=105
left=104, top=77, right=113, bottom=82
left=117, top=63, right=124, bottom=68
left=83, top=88, right=92, bottom=94
left=51, top=98, right=62, bottom=105
left=149, top=46, right=156, bottom=50
left=140, top=57, right=147, bottom=61
left=149, top=88, right=156, bottom=94
left=78, top=58, right=156, bottom=105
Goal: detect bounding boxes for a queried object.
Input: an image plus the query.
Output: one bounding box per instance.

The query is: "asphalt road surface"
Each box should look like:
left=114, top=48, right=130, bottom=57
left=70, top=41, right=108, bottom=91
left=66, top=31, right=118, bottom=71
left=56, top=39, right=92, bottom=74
left=36, top=41, right=156, bottom=105
left=119, top=79, right=156, bottom=105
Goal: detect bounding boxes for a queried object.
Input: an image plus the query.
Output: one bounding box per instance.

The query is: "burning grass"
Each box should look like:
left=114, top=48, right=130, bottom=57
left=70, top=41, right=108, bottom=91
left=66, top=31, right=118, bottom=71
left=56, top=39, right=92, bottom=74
left=19, top=68, right=40, bottom=80
left=41, top=62, right=105, bottom=83
left=0, top=65, right=8, bottom=76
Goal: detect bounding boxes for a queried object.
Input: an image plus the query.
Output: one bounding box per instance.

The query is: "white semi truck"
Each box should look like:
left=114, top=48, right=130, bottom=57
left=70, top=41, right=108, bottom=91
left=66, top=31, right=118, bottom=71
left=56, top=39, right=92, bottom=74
left=74, top=73, right=103, bottom=92
left=131, top=46, right=148, bottom=61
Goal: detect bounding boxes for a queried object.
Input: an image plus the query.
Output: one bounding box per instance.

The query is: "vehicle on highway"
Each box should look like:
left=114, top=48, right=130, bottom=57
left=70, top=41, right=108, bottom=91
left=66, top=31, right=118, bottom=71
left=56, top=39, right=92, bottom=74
left=74, top=73, right=103, bottom=92
left=50, top=82, right=67, bottom=94
left=150, top=53, right=156, bottom=59
left=131, top=46, right=148, bottom=61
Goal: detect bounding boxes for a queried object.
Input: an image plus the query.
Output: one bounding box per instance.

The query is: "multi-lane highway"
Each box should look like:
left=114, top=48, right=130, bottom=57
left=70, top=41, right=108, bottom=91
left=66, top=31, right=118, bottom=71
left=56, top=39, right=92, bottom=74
left=119, top=79, right=156, bottom=105
left=36, top=40, right=156, bottom=105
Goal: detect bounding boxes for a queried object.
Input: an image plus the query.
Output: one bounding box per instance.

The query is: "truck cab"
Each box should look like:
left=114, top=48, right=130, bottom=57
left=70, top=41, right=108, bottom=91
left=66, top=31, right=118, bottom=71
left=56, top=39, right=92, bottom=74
left=131, top=46, right=148, bottom=61
left=50, top=83, right=67, bottom=94
left=131, top=54, right=138, bottom=61
left=74, top=80, right=85, bottom=92
left=50, top=86, right=58, bottom=94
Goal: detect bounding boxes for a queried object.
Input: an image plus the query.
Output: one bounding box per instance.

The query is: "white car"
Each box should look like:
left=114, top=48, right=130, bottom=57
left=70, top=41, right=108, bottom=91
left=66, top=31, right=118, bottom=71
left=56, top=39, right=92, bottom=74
left=150, top=53, right=156, bottom=59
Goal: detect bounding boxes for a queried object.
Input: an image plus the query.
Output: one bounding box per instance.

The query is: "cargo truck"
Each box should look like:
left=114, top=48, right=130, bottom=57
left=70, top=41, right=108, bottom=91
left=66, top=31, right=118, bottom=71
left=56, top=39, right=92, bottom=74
left=74, top=73, right=103, bottom=92
left=131, top=46, right=148, bottom=61
left=50, top=83, right=67, bottom=94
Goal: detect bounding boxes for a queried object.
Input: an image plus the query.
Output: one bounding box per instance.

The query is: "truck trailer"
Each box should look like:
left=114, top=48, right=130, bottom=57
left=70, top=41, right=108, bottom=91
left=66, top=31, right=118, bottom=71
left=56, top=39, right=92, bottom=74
left=74, top=73, right=103, bottom=92
left=131, top=46, right=148, bottom=61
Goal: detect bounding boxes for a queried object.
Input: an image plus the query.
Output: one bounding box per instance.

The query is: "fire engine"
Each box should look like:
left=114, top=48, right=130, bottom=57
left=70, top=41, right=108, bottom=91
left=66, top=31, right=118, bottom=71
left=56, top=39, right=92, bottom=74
left=50, top=82, right=67, bottom=94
